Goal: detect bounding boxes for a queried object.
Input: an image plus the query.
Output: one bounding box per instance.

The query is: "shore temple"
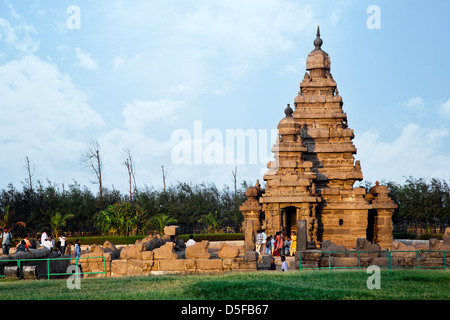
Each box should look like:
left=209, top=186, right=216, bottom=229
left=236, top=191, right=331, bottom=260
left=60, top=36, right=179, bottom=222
left=240, top=27, right=397, bottom=250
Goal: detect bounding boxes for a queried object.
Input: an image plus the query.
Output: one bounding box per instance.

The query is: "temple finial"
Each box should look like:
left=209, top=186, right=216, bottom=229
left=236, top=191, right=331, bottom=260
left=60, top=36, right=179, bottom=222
left=284, top=104, right=293, bottom=117
left=314, top=25, right=323, bottom=50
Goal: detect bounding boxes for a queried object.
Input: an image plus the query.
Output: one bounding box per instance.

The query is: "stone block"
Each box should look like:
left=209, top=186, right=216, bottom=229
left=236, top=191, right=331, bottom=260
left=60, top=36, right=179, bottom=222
left=238, top=261, right=257, bottom=271
left=300, top=262, right=319, bottom=269
left=164, top=226, right=181, bottom=236
left=120, top=245, right=142, bottom=260
left=185, top=259, right=196, bottom=272
left=257, top=255, right=272, bottom=270
left=127, top=259, right=145, bottom=276
left=111, top=260, right=127, bottom=277
left=196, top=259, right=223, bottom=271
left=141, top=251, right=154, bottom=260
left=222, top=258, right=234, bottom=270
left=244, top=251, right=259, bottom=261
left=372, top=257, right=398, bottom=267
left=333, top=257, right=359, bottom=268
left=158, top=259, right=185, bottom=272
left=299, top=250, right=321, bottom=261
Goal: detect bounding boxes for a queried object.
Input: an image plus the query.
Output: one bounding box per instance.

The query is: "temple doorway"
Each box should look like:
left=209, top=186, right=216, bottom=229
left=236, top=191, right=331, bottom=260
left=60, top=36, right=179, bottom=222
left=284, top=206, right=297, bottom=236
left=366, top=209, right=377, bottom=243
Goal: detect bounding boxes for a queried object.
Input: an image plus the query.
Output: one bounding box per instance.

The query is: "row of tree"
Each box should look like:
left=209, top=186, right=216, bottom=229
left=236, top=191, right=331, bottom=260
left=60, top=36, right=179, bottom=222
left=362, top=177, right=450, bottom=233
left=1, top=169, right=449, bottom=238
left=0, top=179, right=251, bottom=237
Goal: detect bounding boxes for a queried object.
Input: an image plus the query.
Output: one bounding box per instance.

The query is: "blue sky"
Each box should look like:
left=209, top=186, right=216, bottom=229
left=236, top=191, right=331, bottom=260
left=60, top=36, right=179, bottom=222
left=1, top=0, right=449, bottom=194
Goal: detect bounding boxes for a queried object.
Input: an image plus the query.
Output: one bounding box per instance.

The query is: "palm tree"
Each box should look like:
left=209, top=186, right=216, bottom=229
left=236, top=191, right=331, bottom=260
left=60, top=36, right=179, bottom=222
left=198, top=211, right=225, bottom=234
left=49, top=212, right=75, bottom=238
left=149, top=213, right=178, bottom=236
left=0, top=205, right=26, bottom=230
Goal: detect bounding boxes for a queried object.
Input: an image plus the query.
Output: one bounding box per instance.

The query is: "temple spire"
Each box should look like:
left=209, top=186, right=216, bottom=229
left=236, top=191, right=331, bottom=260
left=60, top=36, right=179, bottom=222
left=284, top=104, right=293, bottom=117
left=314, top=25, right=323, bottom=50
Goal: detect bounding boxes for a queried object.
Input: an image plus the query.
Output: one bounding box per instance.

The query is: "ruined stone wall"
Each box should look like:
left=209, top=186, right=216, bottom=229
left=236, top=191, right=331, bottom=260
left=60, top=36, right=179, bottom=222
left=79, top=233, right=258, bottom=278
left=298, top=236, right=450, bottom=269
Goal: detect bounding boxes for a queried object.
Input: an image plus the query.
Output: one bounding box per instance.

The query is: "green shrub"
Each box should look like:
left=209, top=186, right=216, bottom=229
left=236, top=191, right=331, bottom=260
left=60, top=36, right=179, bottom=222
left=393, top=232, right=443, bottom=240
left=63, top=233, right=244, bottom=246
left=178, top=233, right=244, bottom=242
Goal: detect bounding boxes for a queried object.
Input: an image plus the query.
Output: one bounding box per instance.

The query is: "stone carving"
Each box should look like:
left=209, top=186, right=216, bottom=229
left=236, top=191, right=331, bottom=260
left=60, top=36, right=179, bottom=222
left=185, top=240, right=211, bottom=259
left=153, top=242, right=179, bottom=260
left=218, top=244, right=240, bottom=259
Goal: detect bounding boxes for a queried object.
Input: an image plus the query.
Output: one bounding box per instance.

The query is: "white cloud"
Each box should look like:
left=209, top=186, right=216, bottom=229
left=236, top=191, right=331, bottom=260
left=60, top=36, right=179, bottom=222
left=403, top=97, right=425, bottom=110
left=123, top=99, right=186, bottom=132
left=354, top=123, right=450, bottom=183
left=0, top=17, right=39, bottom=53
left=75, top=47, right=99, bottom=70
left=178, top=0, right=315, bottom=60
left=93, top=99, right=186, bottom=190
left=438, top=99, right=450, bottom=117
left=0, top=55, right=104, bottom=186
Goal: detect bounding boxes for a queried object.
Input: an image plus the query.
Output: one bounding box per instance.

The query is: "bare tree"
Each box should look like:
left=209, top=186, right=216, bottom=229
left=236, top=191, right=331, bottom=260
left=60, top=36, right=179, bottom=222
left=232, top=166, right=238, bottom=210
left=161, top=165, right=167, bottom=193
left=80, top=139, right=104, bottom=205
left=123, top=149, right=137, bottom=203
left=24, top=156, right=35, bottom=192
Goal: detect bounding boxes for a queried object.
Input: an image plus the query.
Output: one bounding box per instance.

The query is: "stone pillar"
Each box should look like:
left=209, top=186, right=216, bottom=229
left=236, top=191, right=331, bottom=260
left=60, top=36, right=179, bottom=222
left=239, top=183, right=263, bottom=253
left=369, top=182, right=397, bottom=249
left=297, top=219, right=307, bottom=252
left=244, top=220, right=255, bottom=252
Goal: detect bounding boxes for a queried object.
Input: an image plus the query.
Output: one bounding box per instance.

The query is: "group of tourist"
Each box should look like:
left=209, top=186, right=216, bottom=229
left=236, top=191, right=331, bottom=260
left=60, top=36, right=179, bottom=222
left=0, top=226, right=81, bottom=258
left=256, top=229, right=297, bottom=257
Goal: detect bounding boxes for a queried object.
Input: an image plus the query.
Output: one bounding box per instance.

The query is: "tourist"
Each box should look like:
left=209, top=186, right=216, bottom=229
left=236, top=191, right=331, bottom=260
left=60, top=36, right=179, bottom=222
left=260, top=229, right=267, bottom=254
left=255, top=230, right=263, bottom=253
left=50, top=235, right=56, bottom=248
left=280, top=255, right=288, bottom=272
left=186, top=235, right=196, bottom=247
left=59, top=234, right=67, bottom=257
left=30, top=238, right=37, bottom=249
left=16, top=240, right=31, bottom=253
left=66, top=242, right=73, bottom=257
left=41, top=230, right=48, bottom=243
left=284, top=237, right=291, bottom=256
left=270, top=236, right=275, bottom=255
left=23, top=236, right=32, bottom=248
left=1, top=226, right=13, bottom=255
left=42, top=237, right=53, bottom=250
left=265, top=235, right=272, bottom=254
left=74, top=239, right=81, bottom=258
left=274, top=232, right=284, bottom=256
left=269, top=257, right=276, bottom=270
left=290, top=232, right=297, bottom=256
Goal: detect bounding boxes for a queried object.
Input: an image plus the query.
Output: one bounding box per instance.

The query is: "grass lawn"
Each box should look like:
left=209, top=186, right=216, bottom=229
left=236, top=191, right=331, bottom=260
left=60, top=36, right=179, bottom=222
left=0, top=270, right=448, bottom=300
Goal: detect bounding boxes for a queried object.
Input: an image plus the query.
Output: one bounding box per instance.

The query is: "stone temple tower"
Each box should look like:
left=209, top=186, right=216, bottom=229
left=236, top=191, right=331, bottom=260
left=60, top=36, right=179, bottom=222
left=240, top=27, right=397, bottom=249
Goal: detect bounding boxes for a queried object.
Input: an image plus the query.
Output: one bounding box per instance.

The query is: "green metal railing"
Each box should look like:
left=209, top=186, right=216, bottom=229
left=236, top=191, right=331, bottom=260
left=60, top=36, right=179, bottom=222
left=0, top=256, right=107, bottom=280
left=297, top=250, right=449, bottom=271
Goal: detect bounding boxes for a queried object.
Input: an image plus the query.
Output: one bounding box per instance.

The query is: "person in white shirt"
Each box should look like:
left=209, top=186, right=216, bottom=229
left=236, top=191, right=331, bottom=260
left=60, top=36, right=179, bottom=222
left=260, top=229, right=267, bottom=254
left=58, top=234, right=67, bottom=256
left=42, top=238, right=52, bottom=250
left=41, top=231, right=48, bottom=243
left=280, top=255, right=288, bottom=272
left=186, top=234, right=196, bottom=247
